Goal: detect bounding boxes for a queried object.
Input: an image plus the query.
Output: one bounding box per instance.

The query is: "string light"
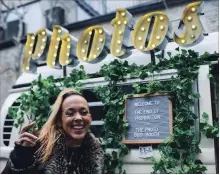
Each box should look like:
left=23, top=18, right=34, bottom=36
left=42, top=31, right=46, bottom=35
left=116, top=49, right=120, bottom=53
left=41, top=46, right=44, bottom=49
left=140, top=45, right=144, bottom=49
left=156, top=36, right=161, bottom=40
left=121, top=12, right=125, bottom=17
left=58, top=29, right=61, bottom=33
left=30, top=43, right=33, bottom=47
left=191, top=35, right=195, bottom=39
left=152, top=44, right=156, bottom=48
left=100, top=38, right=103, bottom=42
left=117, top=40, right=121, bottom=44
left=55, top=45, right=58, bottom=49
left=192, top=25, right=197, bottom=30
left=31, top=36, right=35, bottom=40
left=67, top=45, right=71, bottom=49
left=187, top=16, right=192, bottom=21
left=141, top=27, right=145, bottom=31
left=82, top=49, right=86, bottom=53
left=159, top=16, right=164, bottom=21
left=97, top=47, right=100, bottom=51
left=160, top=25, right=164, bottom=30
left=99, top=29, right=103, bottom=34
left=53, top=54, right=57, bottom=57
left=84, top=40, right=88, bottom=44
left=67, top=38, right=70, bottom=42
left=117, top=21, right=121, bottom=25
left=93, top=54, right=97, bottom=58
left=138, top=37, right=142, bottom=41
left=66, top=53, right=70, bottom=56
left=124, top=21, right=127, bottom=24
left=52, top=61, right=55, bottom=65
left=181, top=39, right=186, bottom=43
left=119, top=30, right=123, bottom=35
left=89, top=31, right=92, bottom=35
left=38, top=53, right=41, bottom=57
left=28, top=51, right=32, bottom=54
left=57, top=37, right=60, bottom=41
left=147, top=18, right=151, bottom=22
left=26, top=67, right=30, bottom=70
left=191, top=7, right=196, bottom=12
left=42, top=38, right=46, bottom=42
left=65, top=60, right=69, bottom=64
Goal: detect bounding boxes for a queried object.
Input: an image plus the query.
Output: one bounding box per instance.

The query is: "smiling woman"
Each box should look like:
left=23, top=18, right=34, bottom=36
left=2, top=88, right=104, bottom=174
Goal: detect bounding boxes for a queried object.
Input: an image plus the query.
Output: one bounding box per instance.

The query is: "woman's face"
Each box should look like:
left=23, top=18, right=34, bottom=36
left=61, top=95, right=91, bottom=144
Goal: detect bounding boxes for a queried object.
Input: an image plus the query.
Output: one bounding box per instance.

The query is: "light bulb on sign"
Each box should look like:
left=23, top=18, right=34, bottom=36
left=110, top=8, right=134, bottom=58
left=132, top=12, right=170, bottom=52
left=76, top=25, right=109, bottom=63
left=173, top=1, right=204, bottom=46
left=46, top=25, right=68, bottom=68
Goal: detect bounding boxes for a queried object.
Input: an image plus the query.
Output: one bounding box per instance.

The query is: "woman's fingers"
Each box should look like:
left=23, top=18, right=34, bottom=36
left=17, top=137, right=36, bottom=147
left=21, top=122, right=35, bottom=134
left=33, top=128, right=39, bottom=137
left=19, top=132, right=38, bottom=141
left=16, top=122, right=39, bottom=147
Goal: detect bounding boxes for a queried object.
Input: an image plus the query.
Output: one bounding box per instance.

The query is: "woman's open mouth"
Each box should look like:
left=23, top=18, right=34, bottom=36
left=71, top=125, right=84, bottom=133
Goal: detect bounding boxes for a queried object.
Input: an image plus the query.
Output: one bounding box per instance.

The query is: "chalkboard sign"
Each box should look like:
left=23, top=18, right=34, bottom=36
left=122, top=93, right=173, bottom=144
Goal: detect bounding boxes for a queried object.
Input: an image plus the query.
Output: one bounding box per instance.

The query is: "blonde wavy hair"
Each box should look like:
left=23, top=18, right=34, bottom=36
left=37, top=88, right=84, bottom=163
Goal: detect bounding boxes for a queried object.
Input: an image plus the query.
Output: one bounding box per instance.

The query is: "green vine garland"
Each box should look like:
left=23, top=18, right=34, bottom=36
left=8, top=48, right=218, bottom=173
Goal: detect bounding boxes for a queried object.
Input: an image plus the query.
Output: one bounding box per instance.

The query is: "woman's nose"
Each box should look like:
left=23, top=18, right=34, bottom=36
left=73, top=112, right=83, bottom=121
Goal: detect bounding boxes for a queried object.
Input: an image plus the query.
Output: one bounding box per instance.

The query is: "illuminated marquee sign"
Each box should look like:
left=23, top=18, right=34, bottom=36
left=22, top=1, right=204, bottom=72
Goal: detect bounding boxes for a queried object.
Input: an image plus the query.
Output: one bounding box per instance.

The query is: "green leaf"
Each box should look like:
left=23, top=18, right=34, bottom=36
left=208, top=73, right=213, bottom=78
left=193, top=92, right=200, bottom=99
left=202, top=112, right=209, bottom=121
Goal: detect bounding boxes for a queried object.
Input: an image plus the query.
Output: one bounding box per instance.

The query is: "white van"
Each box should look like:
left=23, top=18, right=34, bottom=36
left=0, top=32, right=218, bottom=173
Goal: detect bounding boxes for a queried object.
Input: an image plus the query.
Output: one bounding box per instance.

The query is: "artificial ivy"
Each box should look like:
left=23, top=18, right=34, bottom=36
left=8, top=48, right=218, bottom=174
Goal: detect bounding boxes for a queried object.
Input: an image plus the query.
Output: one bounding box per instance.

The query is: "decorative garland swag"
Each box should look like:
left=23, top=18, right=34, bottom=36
left=9, top=48, right=219, bottom=174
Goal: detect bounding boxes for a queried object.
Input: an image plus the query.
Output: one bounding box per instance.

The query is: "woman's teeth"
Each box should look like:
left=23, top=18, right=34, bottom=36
left=72, top=126, right=83, bottom=129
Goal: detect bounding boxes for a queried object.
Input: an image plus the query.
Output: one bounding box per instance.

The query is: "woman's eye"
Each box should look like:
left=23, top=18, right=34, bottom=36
left=80, top=110, right=88, bottom=116
left=65, top=110, right=74, bottom=116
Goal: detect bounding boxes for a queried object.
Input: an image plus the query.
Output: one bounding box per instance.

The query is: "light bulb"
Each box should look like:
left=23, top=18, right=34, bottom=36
left=160, top=25, right=164, bottom=30
left=191, top=7, right=196, bottom=12
left=156, top=36, right=161, bottom=40
left=159, top=16, right=164, bottom=21
left=187, top=16, right=192, bottom=21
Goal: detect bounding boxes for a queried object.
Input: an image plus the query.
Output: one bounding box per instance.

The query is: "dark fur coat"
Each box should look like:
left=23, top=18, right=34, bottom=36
left=2, top=131, right=104, bottom=174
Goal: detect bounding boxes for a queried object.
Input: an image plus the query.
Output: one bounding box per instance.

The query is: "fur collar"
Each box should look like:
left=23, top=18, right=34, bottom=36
left=38, top=131, right=104, bottom=174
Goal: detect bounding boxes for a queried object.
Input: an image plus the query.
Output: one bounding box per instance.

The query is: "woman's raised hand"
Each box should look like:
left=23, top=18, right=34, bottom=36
left=16, top=122, right=39, bottom=147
